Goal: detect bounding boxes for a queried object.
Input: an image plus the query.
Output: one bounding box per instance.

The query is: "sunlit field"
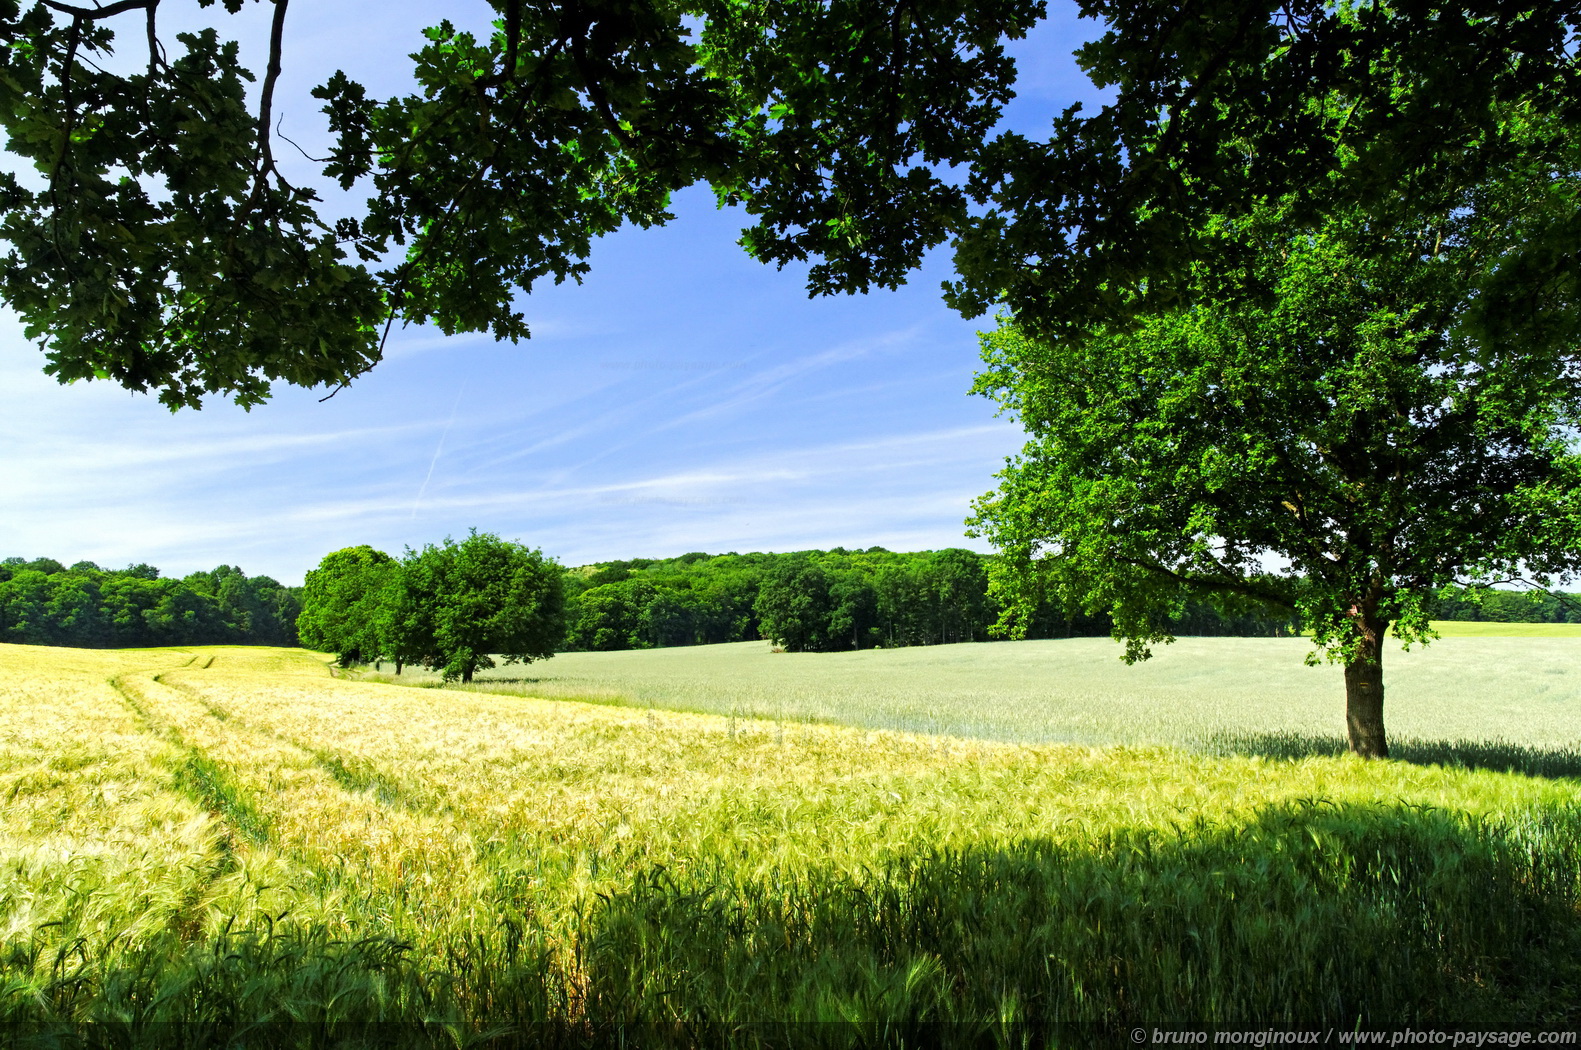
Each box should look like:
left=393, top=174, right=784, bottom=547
left=2, top=640, right=1578, bottom=1043
left=373, top=629, right=1581, bottom=775
left=1427, top=620, right=1581, bottom=638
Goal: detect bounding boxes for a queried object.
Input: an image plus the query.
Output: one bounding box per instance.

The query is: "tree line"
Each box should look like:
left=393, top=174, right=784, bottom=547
left=0, top=558, right=301, bottom=648
left=564, top=548, right=1302, bottom=654
left=1434, top=587, right=1581, bottom=625
left=8, top=548, right=1572, bottom=663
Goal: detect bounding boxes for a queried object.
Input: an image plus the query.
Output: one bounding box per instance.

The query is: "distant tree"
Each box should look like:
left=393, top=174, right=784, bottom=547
left=926, top=549, right=991, bottom=645
left=122, top=563, right=161, bottom=580
left=755, top=555, right=836, bottom=653
left=100, top=573, right=164, bottom=647
left=564, top=580, right=653, bottom=652
left=640, top=586, right=706, bottom=649
left=210, top=567, right=255, bottom=634
left=46, top=572, right=105, bottom=647
left=826, top=563, right=879, bottom=650
left=296, top=546, right=398, bottom=666
left=400, top=532, right=565, bottom=683
left=584, top=565, right=635, bottom=589
left=875, top=559, right=930, bottom=647
left=143, top=582, right=227, bottom=646
left=1438, top=587, right=1581, bottom=626
left=244, top=576, right=303, bottom=647
left=972, top=196, right=1581, bottom=758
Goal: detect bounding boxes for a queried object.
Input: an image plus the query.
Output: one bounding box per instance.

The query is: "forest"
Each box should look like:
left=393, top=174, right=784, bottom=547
left=562, top=548, right=1303, bottom=653
left=0, top=557, right=302, bottom=648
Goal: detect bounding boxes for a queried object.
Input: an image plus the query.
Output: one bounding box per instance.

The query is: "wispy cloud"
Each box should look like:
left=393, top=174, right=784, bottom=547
left=654, top=325, right=926, bottom=433
left=0, top=158, right=1034, bottom=583
left=411, top=382, right=468, bottom=516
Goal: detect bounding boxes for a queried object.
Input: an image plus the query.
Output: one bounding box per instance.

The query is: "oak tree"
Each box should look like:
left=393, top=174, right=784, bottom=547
left=397, top=530, right=565, bottom=683
left=296, top=544, right=398, bottom=666
left=971, top=186, right=1581, bottom=757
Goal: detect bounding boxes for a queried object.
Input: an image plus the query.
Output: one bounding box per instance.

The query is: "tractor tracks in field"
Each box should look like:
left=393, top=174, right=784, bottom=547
left=108, top=671, right=272, bottom=847
left=154, top=672, right=425, bottom=814
left=113, top=663, right=433, bottom=832
left=106, top=663, right=524, bottom=895
left=109, top=667, right=460, bottom=874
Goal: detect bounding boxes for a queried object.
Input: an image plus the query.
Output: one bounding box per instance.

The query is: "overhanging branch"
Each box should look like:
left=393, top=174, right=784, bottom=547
left=1112, top=555, right=1294, bottom=610
left=40, top=0, right=155, bottom=19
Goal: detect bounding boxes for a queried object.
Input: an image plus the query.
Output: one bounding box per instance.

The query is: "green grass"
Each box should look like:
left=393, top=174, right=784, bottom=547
left=1428, top=619, right=1581, bottom=637
left=366, top=634, right=1581, bottom=775
left=2, top=641, right=1579, bottom=1043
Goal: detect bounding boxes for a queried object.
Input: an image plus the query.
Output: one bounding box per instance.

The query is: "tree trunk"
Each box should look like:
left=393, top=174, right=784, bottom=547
left=395, top=660, right=402, bottom=675
left=462, top=666, right=473, bottom=684
left=1344, top=604, right=1389, bottom=759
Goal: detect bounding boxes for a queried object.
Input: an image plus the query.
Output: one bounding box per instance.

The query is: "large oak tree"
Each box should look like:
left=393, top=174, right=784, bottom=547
left=971, top=171, right=1581, bottom=756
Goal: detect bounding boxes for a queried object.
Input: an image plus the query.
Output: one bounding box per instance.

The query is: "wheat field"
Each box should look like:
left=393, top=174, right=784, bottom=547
left=1, top=641, right=1578, bottom=1042
left=369, top=631, right=1581, bottom=770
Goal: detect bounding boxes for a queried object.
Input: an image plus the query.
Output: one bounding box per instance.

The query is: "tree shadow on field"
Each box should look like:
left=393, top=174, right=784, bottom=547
left=577, top=798, right=1581, bottom=1044
left=6, top=804, right=1581, bottom=1049
left=1196, top=730, right=1581, bottom=779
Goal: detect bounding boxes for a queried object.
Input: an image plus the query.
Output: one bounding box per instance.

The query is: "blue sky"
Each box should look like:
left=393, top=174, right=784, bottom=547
left=0, top=1, right=1106, bottom=585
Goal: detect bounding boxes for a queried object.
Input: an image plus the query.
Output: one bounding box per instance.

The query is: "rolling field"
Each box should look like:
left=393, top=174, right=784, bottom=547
left=370, top=629, right=1581, bottom=773
left=1, top=639, right=1579, bottom=1042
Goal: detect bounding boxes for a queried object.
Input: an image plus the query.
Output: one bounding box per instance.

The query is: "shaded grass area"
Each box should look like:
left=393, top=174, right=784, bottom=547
left=4, top=801, right=1579, bottom=1042
left=583, top=802, right=1581, bottom=1029
left=1197, top=731, right=1581, bottom=780
left=2, top=644, right=1580, bottom=1044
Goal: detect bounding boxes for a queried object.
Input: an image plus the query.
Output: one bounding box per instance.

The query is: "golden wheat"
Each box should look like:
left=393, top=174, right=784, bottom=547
left=1, top=641, right=1577, bottom=1036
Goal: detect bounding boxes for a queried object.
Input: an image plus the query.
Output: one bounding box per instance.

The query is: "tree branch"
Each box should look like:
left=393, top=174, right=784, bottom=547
left=276, top=119, right=331, bottom=164
left=569, top=33, right=635, bottom=149
left=47, top=13, right=84, bottom=230
left=40, top=0, right=155, bottom=19
left=478, top=0, right=523, bottom=89
left=254, top=0, right=289, bottom=188
left=1112, top=554, right=1295, bottom=610
left=144, top=0, right=164, bottom=77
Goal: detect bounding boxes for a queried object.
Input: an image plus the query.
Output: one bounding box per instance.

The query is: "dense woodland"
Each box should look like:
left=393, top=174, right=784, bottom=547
left=0, top=558, right=302, bottom=648
left=562, top=549, right=1304, bottom=653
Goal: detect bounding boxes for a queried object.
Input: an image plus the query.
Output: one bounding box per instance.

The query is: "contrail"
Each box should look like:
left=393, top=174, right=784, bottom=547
left=411, top=382, right=467, bottom=518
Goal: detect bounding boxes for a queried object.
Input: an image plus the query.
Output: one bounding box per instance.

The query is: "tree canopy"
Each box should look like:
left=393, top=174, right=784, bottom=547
left=3, top=1, right=1577, bottom=405
left=393, top=531, right=565, bottom=683
left=0, top=0, right=1037, bottom=406
left=295, top=544, right=397, bottom=667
